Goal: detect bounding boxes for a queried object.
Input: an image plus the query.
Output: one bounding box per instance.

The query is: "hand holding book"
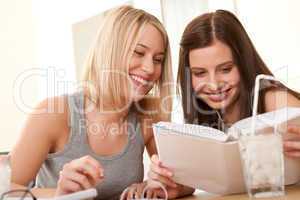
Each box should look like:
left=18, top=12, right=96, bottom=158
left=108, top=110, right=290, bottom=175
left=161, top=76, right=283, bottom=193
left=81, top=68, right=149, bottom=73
left=283, top=125, right=300, bottom=157
left=147, top=155, right=195, bottom=199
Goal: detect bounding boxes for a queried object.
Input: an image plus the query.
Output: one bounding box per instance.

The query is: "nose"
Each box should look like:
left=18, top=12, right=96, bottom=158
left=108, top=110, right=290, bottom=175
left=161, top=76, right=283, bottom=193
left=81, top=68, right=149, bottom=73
left=207, top=73, right=222, bottom=91
left=141, top=56, right=155, bottom=75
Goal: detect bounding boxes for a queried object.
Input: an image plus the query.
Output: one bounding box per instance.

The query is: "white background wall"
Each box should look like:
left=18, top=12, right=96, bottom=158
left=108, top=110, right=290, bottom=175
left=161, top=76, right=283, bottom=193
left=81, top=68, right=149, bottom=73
left=0, top=0, right=131, bottom=152
left=0, top=0, right=39, bottom=151
left=236, top=0, right=300, bottom=91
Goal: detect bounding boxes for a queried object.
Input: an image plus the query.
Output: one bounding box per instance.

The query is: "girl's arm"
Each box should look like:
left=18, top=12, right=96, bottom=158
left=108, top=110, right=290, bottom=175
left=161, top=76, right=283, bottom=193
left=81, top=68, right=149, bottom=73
left=10, top=96, right=103, bottom=195
left=11, top=183, right=56, bottom=198
left=10, top=96, right=69, bottom=185
left=264, top=89, right=300, bottom=111
left=264, top=89, right=300, bottom=158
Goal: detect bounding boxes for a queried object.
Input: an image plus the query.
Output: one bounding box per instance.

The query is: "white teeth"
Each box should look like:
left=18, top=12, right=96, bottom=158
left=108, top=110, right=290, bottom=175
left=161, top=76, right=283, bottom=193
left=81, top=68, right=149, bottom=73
left=130, top=75, right=150, bottom=85
left=210, top=92, right=226, bottom=97
left=212, top=92, right=225, bottom=96
left=207, top=89, right=230, bottom=96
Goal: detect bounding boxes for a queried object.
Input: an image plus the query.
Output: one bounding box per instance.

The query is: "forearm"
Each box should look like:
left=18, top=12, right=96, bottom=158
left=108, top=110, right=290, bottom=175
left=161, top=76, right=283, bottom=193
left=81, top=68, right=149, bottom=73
left=11, top=183, right=56, bottom=198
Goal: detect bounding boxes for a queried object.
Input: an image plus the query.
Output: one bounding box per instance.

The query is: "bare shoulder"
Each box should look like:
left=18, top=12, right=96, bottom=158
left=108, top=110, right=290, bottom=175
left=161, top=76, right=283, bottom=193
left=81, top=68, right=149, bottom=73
left=264, top=89, right=300, bottom=112
left=29, top=95, right=69, bottom=139
left=10, top=95, right=70, bottom=185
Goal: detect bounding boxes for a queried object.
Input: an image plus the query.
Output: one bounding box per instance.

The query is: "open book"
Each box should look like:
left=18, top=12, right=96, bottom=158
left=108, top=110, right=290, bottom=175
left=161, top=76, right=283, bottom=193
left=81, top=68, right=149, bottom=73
left=153, top=107, right=300, bottom=195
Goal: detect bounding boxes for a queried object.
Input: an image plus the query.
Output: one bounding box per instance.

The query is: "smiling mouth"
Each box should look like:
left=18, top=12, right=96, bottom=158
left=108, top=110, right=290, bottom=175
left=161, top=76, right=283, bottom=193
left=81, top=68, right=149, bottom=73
left=130, top=75, right=151, bottom=86
left=203, top=88, right=232, bottom=102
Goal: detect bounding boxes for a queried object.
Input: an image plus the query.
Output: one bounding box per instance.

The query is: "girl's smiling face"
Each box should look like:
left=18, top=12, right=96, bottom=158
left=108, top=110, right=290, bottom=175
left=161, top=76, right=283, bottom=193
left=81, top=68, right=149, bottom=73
left=128, top=24, right=165, bottom=101
left=189, top=39, right=241, bottom=110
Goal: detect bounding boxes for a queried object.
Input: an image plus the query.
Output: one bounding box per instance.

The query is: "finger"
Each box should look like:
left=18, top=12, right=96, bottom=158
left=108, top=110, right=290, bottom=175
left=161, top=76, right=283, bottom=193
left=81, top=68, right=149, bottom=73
left=283, top=141, right=295, bottom=151
left=83, top=156, right=104, bottom=176
left=135, top=183, right=145, bottom=199
left=71, top=157, right=104, bottom=184
left=63, top=170, right=92, bottom=189
left=63, top=162, right=99, bottom=187
left=151, top=154, right=161, bottom=165
left=150, top=160, right=173, bottom=178
left=77, top=156, right=104, bottom=176
left=148, top=171, right=177, bottom=188
left=151, top=154, right=169, bottom=169
left=288, top=125, right=300, bottom=134
left=147, top=179, right=162, bottom=190
left=285, top=151, right=300, bottom=158
left=127, top=185, right=137, bottom=200
left=145, top=189, right=153, bottom=199
left=156, top=189, right=167, bottom=199
left=153, top=189, right=159, bottom=199
left=120, top=188, right=129, bottom=200
left=284, top=141, right=300, bottom=150
left=58, top=178, right=82, bottom=194
left=151, top=154, right=174, bottom=177
left=64, top=180, right=82, bottom=193
left=284, top=145, right=295, bottom=152
left=83, top=155, right=103, bottom=169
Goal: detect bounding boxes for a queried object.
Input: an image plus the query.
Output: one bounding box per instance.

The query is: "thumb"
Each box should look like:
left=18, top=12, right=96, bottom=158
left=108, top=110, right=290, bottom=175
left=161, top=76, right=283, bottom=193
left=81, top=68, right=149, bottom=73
left=288, top=125, right=300, bottom=134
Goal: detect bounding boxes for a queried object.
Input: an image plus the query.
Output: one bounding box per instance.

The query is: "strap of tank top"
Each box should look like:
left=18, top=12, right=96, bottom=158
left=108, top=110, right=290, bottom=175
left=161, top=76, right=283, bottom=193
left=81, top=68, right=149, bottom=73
left=67, top=91, right=86, bottom=145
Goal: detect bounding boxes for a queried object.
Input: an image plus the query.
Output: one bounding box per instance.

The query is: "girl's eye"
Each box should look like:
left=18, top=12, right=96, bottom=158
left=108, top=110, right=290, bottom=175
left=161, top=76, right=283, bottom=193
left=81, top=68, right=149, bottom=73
left=221, top=67, right=232, bottom=73
left=134, top=50, right=144, bottom=56
left=153, top=58, right=163, bottom=64
left=192, top=71, right=206, bottom=77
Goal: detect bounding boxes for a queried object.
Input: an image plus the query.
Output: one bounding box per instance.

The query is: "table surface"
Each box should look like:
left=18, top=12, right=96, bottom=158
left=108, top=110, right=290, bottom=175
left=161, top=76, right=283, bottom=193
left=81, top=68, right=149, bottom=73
left=12, top=184, right=300, bottom=199
left=178, top=185, right=300, bottom=200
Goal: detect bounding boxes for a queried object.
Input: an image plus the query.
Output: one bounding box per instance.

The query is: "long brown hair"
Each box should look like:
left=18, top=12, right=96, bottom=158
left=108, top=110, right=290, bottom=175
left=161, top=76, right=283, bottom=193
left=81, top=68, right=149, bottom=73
left=177, top=10, right=299, bottom=128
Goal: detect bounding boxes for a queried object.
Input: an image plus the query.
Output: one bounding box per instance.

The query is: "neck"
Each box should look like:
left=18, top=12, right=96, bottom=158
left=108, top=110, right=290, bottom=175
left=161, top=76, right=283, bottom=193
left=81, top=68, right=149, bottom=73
left=222, top=98, right=241, bottom=126
left=96, top=110, right=129, bottom=123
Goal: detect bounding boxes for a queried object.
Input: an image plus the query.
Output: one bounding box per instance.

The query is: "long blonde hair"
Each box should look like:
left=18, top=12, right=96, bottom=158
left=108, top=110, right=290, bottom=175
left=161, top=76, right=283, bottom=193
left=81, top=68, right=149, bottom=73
left=82, top=5, right=173, bottom=121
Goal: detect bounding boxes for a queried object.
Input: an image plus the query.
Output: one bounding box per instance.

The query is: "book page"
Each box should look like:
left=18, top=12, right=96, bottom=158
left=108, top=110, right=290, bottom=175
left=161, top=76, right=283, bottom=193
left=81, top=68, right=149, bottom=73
left=154, top=122, right=229, bottom=142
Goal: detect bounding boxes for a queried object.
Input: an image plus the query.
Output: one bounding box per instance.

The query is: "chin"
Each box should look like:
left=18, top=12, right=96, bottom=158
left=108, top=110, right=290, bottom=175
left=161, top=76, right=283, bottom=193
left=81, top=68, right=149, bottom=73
left=206, top=101, right=231, bottom=110
left=201, top=94, right=237, bottom=111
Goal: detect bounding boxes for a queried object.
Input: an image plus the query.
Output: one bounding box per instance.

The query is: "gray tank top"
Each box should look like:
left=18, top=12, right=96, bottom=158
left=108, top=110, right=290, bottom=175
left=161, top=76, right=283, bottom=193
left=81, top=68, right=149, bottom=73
left=36, top=92, right=145, bottom=200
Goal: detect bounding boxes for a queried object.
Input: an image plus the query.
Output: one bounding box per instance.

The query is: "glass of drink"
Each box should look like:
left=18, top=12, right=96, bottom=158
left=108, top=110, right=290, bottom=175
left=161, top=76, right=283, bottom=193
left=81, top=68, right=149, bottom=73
left=238, top=126, right=285, bottom=198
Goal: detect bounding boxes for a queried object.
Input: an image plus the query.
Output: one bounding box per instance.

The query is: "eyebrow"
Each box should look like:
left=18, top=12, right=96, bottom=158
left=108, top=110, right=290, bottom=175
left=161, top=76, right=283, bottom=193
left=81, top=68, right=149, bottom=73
left=137, top=43, right=149, bottom=49
left=216, top=61, right=234, bottom=68
left=137, top=43, right=165, bottom=55
left=190, top=60, right=234, bottom=70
